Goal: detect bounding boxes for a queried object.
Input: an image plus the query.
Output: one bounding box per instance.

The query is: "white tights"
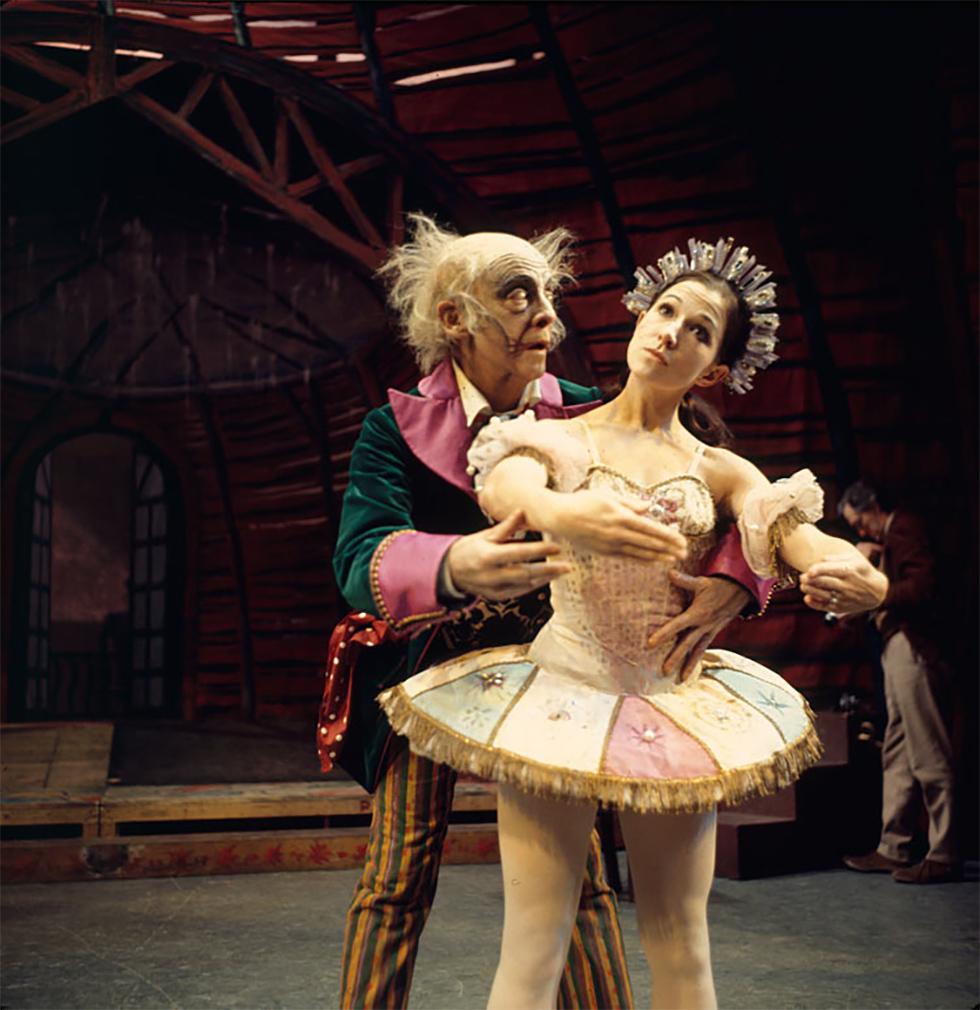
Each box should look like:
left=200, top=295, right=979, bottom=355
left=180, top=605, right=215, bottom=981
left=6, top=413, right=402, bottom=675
left=487, top=785, right=717, bottom=1010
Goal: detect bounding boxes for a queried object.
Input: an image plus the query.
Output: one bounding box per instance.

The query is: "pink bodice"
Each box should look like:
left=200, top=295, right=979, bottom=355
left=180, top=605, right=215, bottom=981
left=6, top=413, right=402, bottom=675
left=531, top=466, right=719, bottom=696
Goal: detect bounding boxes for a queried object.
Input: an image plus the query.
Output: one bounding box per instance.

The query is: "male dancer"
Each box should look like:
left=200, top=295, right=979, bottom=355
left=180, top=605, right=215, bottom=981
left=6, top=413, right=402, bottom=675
left=331, top=215, right=774, bottom=1008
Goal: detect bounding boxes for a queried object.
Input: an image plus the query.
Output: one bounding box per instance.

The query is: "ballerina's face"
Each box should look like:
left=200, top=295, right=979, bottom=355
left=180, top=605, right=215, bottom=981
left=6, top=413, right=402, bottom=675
left=625, top=278, right=732, bottom=394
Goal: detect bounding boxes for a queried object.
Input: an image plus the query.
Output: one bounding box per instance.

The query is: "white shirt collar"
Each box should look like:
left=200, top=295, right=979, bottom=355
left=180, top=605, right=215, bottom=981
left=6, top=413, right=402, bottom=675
left=451, top=359, right=542, bottom=428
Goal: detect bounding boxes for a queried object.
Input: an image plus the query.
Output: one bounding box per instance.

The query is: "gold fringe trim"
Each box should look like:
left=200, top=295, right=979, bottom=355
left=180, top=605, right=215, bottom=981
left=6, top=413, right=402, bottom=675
left=768, top=506, right=812, bottom=588
left=378, top=685, right=824, bottom=815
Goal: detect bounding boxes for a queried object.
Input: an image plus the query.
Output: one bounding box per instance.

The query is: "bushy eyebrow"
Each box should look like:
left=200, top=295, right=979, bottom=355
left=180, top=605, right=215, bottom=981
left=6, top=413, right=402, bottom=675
left=486, top=254, right=560, bottom=292
left=495, top=272, right=539, bottom=297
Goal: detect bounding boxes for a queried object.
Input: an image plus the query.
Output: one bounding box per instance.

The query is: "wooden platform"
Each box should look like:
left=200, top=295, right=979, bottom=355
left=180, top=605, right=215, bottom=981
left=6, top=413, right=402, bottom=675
left=1, top=722, right=500, bottom=883
left=3, top=822, right=500, bottom=884
left=2, top=721, right=113, bottom=792
left=3, top=712, right=871, bottom=884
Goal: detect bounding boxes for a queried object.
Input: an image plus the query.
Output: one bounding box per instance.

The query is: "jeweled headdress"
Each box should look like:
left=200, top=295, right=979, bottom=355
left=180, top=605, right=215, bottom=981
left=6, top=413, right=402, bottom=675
left=622, top=237, right=779, bottom=394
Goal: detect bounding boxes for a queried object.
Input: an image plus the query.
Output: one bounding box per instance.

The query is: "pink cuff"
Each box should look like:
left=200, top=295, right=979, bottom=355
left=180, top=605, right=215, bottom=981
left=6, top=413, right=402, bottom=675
left=703, top=527, right=778, bottom=617
left=370, top=530, right=462, bottom=633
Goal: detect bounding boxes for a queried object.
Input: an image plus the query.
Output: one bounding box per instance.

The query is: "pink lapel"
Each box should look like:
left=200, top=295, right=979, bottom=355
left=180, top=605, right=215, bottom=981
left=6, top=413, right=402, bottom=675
left=388, top=359, right=600, bottom=498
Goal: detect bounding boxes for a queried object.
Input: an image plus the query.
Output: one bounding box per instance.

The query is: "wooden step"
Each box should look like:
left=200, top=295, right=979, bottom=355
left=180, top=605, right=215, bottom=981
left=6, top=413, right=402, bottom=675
left=1, top=789, right=102, bottom=838
left=98, top=779, right=497, bottom=835
left=715, top=812, right=797, bottom=880
left=1, top=822, right=501, bottom=884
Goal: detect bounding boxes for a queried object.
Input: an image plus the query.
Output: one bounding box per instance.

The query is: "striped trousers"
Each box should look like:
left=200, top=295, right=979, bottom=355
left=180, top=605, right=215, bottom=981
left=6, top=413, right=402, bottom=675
left=340, top=743, right=634, bottom=1009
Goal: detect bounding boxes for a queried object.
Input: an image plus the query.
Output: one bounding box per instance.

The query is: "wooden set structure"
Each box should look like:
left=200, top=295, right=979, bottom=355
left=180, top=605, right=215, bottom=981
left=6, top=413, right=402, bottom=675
left=1, top=2, right=977, bottom=875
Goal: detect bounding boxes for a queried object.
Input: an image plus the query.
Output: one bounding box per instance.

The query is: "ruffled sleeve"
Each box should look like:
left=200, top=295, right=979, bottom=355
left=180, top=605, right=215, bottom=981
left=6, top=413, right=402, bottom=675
left=737, top=469, right=825, bottom=578
left=467, top=412, right=591, bottom=493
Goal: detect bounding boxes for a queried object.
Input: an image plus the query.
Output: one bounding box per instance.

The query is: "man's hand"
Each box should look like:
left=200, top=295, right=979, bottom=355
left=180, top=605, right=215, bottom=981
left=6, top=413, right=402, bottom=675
left=799, top=555, right=888, bottom=615
left=540, top=489, right=688, bottom=564
left=446, top=510, right=571, bottom=600
left=647, top=571, right=751, bottom=682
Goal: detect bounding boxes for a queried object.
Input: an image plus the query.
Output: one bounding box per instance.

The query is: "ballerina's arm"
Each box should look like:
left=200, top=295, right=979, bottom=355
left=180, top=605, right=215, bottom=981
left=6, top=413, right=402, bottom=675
left=714, top=451, right=888, bottom=615
left=480, top=454, right=688, bottom=564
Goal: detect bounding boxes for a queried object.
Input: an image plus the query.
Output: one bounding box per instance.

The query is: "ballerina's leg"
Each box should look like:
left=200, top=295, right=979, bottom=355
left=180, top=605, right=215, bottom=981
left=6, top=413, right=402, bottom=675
left=618, top=807, right=718, bottom=1010
left=488, top=784, right=599, bottom=1010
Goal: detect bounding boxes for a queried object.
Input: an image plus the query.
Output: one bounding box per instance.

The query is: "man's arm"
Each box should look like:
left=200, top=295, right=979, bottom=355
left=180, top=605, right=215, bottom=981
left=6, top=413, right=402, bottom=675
left=333, top=407, right=569, bottom=633
left=881, top=514, right=936, bottom=612
left=701, top=527, right=777, bottom=617
left=333, top=407, right=463, bottom=633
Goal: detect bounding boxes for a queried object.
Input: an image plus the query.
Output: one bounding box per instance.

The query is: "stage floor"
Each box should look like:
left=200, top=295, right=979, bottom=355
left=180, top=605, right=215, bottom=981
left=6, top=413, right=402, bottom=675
left=2, top=859, right=977, bottom=1009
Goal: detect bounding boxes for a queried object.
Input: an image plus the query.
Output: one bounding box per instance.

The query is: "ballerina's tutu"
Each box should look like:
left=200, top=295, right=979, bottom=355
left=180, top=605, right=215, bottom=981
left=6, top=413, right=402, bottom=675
left=379, top=414, right=824, bottom=813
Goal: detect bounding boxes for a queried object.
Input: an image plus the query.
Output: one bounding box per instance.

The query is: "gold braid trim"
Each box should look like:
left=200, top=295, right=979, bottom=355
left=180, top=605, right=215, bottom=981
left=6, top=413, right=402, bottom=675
left=378, top=685, right=824, bottom=815
left=768, top=505, right=812, bottom=588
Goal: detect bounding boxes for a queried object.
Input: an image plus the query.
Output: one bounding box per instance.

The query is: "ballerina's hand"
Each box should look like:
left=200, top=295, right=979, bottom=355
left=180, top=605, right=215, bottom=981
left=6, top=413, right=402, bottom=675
left=542, top=489, right=687, bottom=564
left=799, top=555, right=888, bottom=616
left=647, top=571, right=751, bottom=682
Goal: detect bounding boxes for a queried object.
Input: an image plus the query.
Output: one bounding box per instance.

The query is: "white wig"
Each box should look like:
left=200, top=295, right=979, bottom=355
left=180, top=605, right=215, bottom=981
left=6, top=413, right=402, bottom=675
left=377, top=212, right=576, bottom=374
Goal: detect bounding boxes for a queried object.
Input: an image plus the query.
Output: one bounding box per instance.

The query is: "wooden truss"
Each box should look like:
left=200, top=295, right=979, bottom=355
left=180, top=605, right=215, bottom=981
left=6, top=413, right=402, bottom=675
left=0, top=10, right=480, bottom=273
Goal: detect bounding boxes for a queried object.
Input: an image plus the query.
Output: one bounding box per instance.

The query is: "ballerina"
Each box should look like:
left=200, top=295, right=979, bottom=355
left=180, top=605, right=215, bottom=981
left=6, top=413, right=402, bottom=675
left=380, top=237, right=888, bottom=1010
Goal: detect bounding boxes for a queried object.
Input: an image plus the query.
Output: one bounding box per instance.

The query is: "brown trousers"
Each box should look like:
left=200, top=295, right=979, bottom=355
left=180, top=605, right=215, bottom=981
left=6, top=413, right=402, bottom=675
left=877, top=631, right=956, bottom=864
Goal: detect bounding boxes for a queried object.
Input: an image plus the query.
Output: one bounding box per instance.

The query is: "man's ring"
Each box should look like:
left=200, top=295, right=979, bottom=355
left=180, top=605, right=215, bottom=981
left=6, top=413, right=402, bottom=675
left=829, top=593, right=839, bottom=608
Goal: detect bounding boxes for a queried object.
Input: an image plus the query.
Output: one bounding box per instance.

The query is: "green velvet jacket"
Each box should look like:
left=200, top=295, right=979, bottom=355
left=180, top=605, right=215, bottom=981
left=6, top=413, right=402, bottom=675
left=331, top=361, right=602, bottom=790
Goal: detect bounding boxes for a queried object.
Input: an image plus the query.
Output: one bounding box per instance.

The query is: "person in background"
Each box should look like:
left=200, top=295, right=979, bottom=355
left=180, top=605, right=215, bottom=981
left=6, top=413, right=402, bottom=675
left=832, top=481, right=960, bottom=884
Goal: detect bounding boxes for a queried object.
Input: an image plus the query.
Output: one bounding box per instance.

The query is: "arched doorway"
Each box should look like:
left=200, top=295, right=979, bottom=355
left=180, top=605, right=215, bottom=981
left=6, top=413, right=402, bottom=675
left=12, top=431, right=182, bottom=721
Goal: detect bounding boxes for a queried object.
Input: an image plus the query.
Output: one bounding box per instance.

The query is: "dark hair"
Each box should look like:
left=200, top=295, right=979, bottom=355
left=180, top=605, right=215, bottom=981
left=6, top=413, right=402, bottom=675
left=658, top=271, right=753, bottom=449
left=837, top=480, right=879, bottom=517
left=678, top=393, right=733, bottom=448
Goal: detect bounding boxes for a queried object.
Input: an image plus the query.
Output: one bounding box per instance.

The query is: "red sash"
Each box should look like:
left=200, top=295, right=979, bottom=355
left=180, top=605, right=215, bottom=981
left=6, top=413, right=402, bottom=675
left=317, top=611, right=390, bottom=773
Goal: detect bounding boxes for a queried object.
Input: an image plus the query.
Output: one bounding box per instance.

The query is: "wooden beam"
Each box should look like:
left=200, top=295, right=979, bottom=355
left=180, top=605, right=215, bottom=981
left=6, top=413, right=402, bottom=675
left=87, top=11, right=116, bottom=102
left=0, top=86, right=39, bottom=111
left=528, top=4, right=635, bottom=284
left=339, top=153, right=386, bottom=179
left=353, top=1, right=396, bottom=127
left=116, top=57, right=173, bottom=91
left=387, top=170, right=405, bottom=245
left=282, top=98, right=385, bottom=249
left=121, top=90, right=382, bottom=273
left=1, top=91, right=88, bottom=145
left=177, top=69, right=214, bottom=120
left=286, top=154, right=387, bottom=200
left=287, top=174, right=323, bottom=200
left=1, top=8, right=493, bottom=230
left=218, top=74, right=273, bottom=179
left=1, top=43, right=86, bottom=91
left=273, top=101, right=289, bottom=187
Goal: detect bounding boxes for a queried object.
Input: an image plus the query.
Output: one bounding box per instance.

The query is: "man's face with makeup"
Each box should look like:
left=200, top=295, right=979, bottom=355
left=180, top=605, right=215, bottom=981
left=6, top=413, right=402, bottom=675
left=453, top=234, right=561, bottom=393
